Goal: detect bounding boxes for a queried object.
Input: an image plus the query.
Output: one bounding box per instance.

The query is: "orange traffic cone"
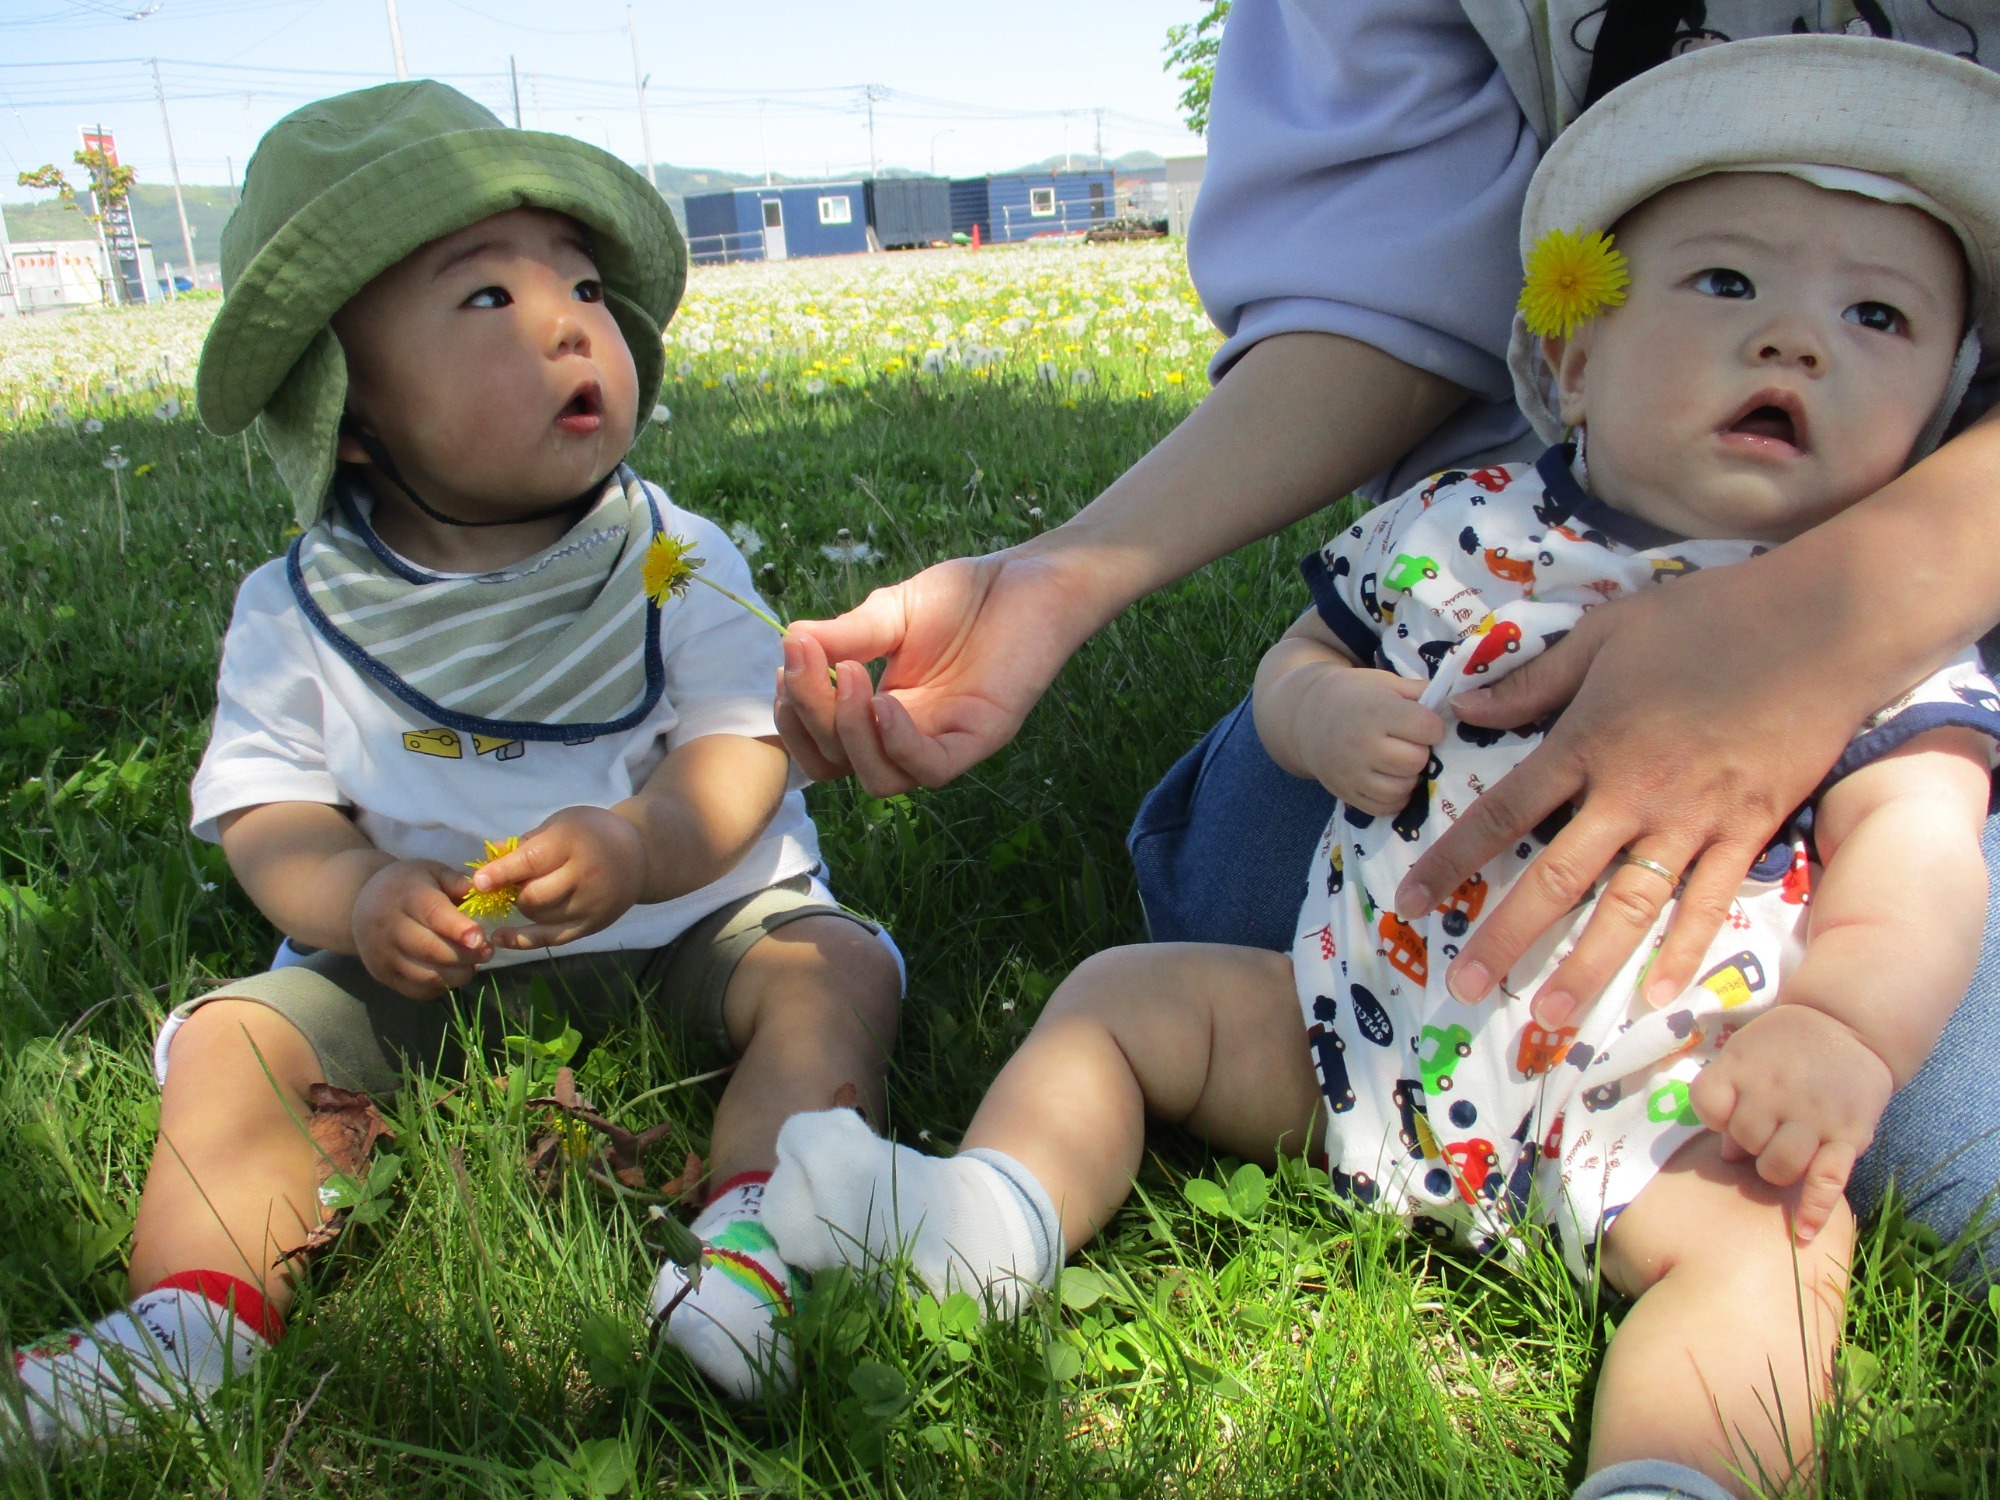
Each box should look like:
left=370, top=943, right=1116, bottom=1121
left=971, top=222, right=981, bottom=250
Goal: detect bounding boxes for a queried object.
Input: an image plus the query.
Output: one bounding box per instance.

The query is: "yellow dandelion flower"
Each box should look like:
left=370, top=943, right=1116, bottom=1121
left=459, top=836, right=521, bottom=923
left=1518, top=227, right=1630, bottom=339
left=642, top=533, right=705, bottom=604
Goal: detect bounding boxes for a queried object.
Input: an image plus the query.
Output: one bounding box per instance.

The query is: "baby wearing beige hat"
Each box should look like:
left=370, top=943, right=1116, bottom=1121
left=758, top=35, right=2000, bottom=1500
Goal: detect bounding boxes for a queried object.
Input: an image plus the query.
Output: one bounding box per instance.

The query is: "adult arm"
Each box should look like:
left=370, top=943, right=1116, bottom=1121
left=779, top=333, right=1468, bottom=792
left=1399, top=404, right=2000, bottom=1019
left=776, top=0, right=1538, bottom=794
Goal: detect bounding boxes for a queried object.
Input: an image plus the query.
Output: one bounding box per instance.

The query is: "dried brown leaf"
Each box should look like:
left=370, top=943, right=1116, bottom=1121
left=305, top=1084, right=394, bottom=1185
left=274, top=1086, right=394, bottom=1272
left=656, top=1151, right=705, bottom=1203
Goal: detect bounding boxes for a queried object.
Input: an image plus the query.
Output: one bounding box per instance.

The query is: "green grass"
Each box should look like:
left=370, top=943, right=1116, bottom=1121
left=0, top=249, right=1996, bottom=1497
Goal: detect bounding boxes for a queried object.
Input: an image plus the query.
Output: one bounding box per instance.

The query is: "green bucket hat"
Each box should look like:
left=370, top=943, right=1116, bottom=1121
left=196, top=79, right=686, bottom=527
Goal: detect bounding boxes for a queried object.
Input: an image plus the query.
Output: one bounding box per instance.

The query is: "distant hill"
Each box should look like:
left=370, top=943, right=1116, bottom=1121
left=1000, top=150, right=1170, bottom=175
left=3, top=182, right=234, bottom=267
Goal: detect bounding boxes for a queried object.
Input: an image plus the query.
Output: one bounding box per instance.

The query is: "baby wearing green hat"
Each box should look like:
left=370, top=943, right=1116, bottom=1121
left=4, top=81, right=901, bottom=1448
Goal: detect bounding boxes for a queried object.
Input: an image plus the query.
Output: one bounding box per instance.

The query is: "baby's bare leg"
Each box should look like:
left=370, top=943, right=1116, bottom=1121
left=1592, top=1133, right=1851, bottom=1498
left=961, top=942, right=1321, bottom=1251
left=652, top=916, right=900, bottom=1397
left=707, top=915, right=903, bottom=1183
left=129, top=999, right=326, bottom=1309
left=760, top=942, right=1320, bottom=1302
left=5, top=1001, right=325, bottom=1452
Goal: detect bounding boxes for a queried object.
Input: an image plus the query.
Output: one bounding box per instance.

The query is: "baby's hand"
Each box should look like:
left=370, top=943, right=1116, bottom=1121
left=351, top=858, right=493, bottom=999
left=1689, top=1005, right=1894, bottom=1244
left=469, top=806, right=648, bottom=951
left=1298, top=668, right=1445, bottom=814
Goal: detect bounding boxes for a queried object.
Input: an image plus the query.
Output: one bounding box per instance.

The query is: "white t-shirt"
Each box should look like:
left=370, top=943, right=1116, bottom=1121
left=190, top=492, right=822, bottom=964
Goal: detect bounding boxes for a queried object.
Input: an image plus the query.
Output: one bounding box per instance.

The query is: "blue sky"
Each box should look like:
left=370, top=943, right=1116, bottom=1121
left=0, top=0, right=1207, bottom=203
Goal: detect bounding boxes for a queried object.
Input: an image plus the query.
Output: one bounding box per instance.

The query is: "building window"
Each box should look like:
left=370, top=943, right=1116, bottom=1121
left=1029, top=186, right=1056, bottom=217
left=818, top=194, right=852, bottom=225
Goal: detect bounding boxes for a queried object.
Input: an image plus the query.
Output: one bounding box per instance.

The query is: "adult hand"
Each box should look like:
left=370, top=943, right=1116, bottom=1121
left=775, top=548, right=1097, bottom=796
left=1394, top=560, right=1880, bottom=1027
left=351, top=858, right=491, bottom=999
left=469, top=805, right=648, bottom=950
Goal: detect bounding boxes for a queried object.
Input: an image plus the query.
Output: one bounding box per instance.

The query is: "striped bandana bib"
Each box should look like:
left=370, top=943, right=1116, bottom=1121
left=287, top=466, right=665, bottom=742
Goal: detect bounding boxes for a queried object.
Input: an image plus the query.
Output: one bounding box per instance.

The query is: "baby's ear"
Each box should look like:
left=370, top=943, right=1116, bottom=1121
left=1543, top=332, right=1591, bottom=428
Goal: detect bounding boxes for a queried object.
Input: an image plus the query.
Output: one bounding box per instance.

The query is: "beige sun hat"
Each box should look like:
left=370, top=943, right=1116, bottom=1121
left=1507, top=34, right=2000, bottom=449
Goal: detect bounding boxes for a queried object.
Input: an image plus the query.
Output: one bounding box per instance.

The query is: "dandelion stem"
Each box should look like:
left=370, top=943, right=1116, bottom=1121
left=112, top=469, right=126, bottom=553
left=689, top=571, right=789, bottom=636
left=686, top=572, right=840, bottom=687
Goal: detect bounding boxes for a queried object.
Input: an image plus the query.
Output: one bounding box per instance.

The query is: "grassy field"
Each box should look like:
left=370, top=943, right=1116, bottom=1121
left=0, top=242, right=1994, bottom=1498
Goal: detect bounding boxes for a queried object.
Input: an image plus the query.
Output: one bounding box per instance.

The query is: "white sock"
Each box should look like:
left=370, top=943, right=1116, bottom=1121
left=762, top=1108, right=1062, bottom=1318
left=4, top=1279, right=275, bottom=1454
left=1572, top=1459, right=1739, bottom=1500
left=650, top=1173, right=803, bottom=1401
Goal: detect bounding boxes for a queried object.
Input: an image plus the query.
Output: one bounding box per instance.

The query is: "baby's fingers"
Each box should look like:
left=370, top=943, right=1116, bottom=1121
left=1753, top=1119, right=1822, bottom=1188
left=471, top=831, right=569, bottom=892
left=1346, top=772, right=1420, bottom=817
left=490, top=918, right=591, bottom=951
left=410, top=882, right=489, bottom=955
left=1792, top=1140, right=1857, bottom=1245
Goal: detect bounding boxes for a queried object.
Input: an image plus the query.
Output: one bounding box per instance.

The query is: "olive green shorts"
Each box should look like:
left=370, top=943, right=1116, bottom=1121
left=152, top=873, right=897, bottom=1099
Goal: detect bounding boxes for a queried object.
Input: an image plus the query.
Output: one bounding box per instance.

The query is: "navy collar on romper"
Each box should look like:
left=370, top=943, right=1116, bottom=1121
left=1532, top=443, right=1693, bottom=552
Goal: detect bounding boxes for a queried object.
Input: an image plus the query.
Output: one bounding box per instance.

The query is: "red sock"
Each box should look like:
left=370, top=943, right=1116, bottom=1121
left=142, top=1270, right=286, bottom=1345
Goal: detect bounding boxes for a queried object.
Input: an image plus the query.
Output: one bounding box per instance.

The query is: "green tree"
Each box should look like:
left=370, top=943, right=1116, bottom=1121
left=16, top=148, right=136, bottom=225
left=1163, top=1, right=1231, bottom=136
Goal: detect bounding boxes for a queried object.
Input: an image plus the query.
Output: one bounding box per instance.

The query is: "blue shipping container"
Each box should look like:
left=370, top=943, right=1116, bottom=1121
left=949, top=171, right=1114, bottom=243
left=683, top=182, right=869, bottom=263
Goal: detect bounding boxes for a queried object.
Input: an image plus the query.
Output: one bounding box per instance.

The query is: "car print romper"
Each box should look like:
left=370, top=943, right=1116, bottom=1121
left=1291, top=447, right=2000, bottom=1278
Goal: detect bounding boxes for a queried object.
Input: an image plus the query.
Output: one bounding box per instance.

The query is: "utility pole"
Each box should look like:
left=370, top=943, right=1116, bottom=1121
left=384, top=0, right=408, bottom=80
left=1061, top=112, right=1071, bottom=171
left=149, top=60, right=199, bottom=288
left=509, top=55, right=522, bottom=128
left=758, top=99, right=772, bottom=186
left=226, top=155, right=237, bottom=206
left=1093, top=106, right=1104, bottom=167
left=627, top=7, right=656, bottom=187
left=530, top=73, right=544, bottom=130
left=861, top=84, right=884, bottom=178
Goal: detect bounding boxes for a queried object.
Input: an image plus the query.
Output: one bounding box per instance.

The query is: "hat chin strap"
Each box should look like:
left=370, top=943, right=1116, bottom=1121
left=1912, top=330, right=1984, bottom=464
left=341, top=420, right=607, bottom=529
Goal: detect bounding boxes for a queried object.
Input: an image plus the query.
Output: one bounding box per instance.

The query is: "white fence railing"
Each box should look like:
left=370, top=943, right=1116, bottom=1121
left=686, top=228, right=768, bottom=266
left=995, top=192, right=1131, bottom=242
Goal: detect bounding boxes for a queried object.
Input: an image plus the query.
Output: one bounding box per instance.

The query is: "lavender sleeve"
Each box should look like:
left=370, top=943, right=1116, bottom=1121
left=1190, top=0, right=1541, bottom=405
